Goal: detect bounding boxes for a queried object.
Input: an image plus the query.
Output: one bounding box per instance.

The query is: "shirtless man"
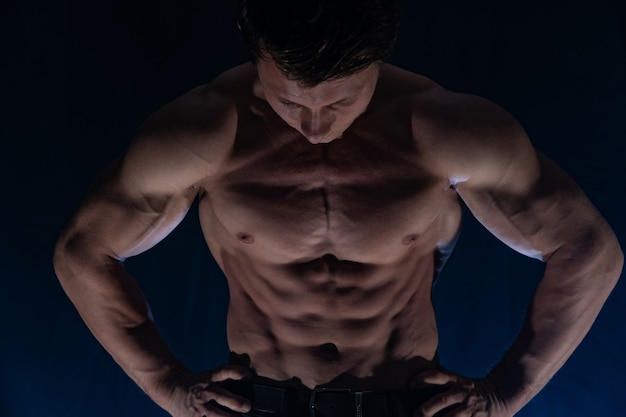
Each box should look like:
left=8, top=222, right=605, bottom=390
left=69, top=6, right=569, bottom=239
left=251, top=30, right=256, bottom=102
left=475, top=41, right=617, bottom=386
left=53, top=1, right=623, bottom=416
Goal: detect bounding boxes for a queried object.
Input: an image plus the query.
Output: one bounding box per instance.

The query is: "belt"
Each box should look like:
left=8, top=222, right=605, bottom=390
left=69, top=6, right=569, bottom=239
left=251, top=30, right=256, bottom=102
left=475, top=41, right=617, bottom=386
left=223, top=381, right=444, bottom=417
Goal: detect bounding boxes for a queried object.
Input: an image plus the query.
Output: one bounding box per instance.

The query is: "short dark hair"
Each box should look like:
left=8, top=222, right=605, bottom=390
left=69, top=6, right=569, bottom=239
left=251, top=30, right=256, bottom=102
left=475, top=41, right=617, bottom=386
left=238, top=0, right=402, bottom=86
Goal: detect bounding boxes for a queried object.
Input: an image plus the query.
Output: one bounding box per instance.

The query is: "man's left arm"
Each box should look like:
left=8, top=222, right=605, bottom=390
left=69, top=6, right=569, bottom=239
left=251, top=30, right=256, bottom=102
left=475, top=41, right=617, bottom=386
left=413, top=93, right=623, bottom=417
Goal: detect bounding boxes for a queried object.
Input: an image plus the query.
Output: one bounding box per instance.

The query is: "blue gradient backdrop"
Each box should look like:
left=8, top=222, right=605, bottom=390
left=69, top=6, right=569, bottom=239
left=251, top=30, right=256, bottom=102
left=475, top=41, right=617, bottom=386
left=1, top=0, right=625, bottom=416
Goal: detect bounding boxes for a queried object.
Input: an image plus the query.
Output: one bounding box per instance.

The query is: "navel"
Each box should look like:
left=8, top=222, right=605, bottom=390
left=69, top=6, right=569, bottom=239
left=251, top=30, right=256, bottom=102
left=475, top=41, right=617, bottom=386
left=316, top=342, right=340, bottom=361
left=321, top=253, right=339, bottom=272
left=236, top=232, right=255, bottom=244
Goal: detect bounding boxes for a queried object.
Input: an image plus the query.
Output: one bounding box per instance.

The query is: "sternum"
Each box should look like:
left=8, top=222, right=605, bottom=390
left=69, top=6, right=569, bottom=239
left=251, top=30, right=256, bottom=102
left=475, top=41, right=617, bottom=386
left=320, top=187, right=331, bottom=231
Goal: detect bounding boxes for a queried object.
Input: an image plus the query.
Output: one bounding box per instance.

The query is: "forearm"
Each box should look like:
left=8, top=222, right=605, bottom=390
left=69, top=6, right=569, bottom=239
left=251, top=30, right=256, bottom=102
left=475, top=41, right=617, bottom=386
left=487, top=227, right=623, bottom=414
left=53, top=251, right=187, bottom=408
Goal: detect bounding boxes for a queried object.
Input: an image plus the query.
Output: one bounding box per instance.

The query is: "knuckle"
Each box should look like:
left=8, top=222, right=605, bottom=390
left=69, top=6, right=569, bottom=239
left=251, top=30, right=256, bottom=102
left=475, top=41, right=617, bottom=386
left=236, top=397, right=250, bottom=409
left=454, top=390, right=468, bottom=403
left=439, top=392, right=455, bottom=404
left=438, top=390, right=465, bottom=406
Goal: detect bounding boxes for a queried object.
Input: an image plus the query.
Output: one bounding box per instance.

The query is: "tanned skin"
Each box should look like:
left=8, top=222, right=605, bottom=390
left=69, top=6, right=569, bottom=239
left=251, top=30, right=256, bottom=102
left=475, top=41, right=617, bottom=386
left=53, top=59, right=623, bottom=417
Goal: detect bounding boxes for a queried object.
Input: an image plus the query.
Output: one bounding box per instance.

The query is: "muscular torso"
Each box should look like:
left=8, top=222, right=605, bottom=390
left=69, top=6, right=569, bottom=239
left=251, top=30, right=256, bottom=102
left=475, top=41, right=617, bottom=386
left=193, top=64, right=463, bottom=390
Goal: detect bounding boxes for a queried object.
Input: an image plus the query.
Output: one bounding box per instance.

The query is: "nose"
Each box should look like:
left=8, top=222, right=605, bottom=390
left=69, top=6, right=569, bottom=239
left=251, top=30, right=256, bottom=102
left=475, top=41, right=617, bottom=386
left=300, top=109, right=335, bottom=143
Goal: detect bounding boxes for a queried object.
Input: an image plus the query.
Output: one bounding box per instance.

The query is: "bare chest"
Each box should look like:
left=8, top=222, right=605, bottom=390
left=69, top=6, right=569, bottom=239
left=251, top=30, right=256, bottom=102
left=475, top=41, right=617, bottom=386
left=200, top=132, right=461, bottom=265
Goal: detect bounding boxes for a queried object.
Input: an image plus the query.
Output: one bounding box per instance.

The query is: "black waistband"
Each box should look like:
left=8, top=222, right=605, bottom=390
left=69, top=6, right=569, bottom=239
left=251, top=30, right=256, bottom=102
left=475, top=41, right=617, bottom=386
left=222, top=380, right=444, bottom=417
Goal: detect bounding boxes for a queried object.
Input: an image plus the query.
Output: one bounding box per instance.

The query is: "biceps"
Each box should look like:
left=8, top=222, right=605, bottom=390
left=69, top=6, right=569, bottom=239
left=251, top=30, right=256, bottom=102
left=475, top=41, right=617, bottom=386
left=455, top=154, right=590, bottom=261
left=117, top=193, right=194, bottom=258
left=65, top=187, right=195, bottom=261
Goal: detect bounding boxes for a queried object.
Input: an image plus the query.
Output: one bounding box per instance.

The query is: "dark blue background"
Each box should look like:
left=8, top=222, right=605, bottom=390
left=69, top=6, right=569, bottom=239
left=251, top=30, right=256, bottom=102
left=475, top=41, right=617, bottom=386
left=2, top=0, right=625, bottom=416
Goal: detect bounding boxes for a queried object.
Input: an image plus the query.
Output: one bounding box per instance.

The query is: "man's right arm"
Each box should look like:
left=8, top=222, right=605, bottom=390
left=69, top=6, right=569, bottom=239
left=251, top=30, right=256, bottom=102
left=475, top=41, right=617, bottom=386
left=53, top=86, right=251, bottom=416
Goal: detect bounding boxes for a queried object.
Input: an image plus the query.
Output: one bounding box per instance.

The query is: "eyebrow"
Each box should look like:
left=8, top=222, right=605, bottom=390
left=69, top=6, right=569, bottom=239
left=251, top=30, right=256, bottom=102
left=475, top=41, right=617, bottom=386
left=275, top=94, right=353, bottom=107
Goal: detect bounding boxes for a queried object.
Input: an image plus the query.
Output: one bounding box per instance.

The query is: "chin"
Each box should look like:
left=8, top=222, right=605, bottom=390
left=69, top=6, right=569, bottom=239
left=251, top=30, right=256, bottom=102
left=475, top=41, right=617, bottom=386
left=307, top=135, right=342, bottom=145
left=309, top=129, right=348, bottom=144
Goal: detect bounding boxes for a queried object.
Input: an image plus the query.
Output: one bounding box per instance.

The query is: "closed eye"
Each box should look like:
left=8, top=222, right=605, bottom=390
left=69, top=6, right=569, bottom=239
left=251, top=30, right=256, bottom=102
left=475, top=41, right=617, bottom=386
left=279, top=100, right=301, bottom=109
left=328, top=99, right=355, bottom=110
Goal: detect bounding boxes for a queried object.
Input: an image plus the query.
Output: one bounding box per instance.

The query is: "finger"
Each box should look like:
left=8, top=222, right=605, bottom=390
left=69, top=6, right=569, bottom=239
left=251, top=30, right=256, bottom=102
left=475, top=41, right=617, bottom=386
left=191, top=384, right=252, bottom=413
left=199, top=402, right=243, bottom=417
left=211, top=385, right=252, bottom=413
left=211, top=365, right=252, bottom=382
left=423, top=370, right=459, bottom=385
left=418, top=388, right=466, bottom=417
left=411, top=369, right=456, bottom=389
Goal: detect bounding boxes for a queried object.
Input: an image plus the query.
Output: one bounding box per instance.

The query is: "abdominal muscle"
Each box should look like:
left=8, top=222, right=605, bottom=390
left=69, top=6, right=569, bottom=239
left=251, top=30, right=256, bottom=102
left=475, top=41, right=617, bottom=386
left=218, top=246, right=441, bottom=391
left=193, top=85, right=461, bottom=389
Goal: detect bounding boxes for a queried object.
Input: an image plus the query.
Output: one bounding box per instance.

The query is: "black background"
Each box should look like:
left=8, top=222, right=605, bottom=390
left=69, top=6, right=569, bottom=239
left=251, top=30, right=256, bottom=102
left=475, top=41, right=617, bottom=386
left=2, top=0, right=625, bottom=416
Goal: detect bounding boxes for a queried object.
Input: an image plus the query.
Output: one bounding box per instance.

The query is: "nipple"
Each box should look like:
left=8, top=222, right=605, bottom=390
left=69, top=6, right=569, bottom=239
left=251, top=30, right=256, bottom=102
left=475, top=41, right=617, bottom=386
left=402, top=234, right=420, bottom=246
left=236, top=232, right=255, bottom=244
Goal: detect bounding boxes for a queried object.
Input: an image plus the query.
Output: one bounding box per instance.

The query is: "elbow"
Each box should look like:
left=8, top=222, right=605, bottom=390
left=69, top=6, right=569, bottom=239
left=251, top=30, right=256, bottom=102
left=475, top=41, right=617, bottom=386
left=53, top=228, right=93, bottom=288
left=52, top=231, right=77, bottom=287
left=547, top=222, right=623, bottom=289
left=593, top=227, right=623, bottom=291
left=602, top=217, right=624, bottom=281
left=53, top=228, right=124, bottom=289
left=611, top=239, right=624, bottom=284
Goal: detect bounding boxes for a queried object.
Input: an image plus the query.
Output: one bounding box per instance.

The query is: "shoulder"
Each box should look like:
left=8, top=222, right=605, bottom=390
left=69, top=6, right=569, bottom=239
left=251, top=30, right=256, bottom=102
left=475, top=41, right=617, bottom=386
left=131, top=63, right=256, bottom=164
left=118, top=64, right=257, bottom=193
left=374, top=66, right=537, bottom=187
left=408, top=84, right=539, bottom=188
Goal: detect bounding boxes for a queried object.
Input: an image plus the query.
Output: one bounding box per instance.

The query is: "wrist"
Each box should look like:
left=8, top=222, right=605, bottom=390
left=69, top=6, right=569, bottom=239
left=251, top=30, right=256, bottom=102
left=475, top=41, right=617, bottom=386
left=144, top=358, right=192, bottom=411
left=486, top=365, right=533, bottom=416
